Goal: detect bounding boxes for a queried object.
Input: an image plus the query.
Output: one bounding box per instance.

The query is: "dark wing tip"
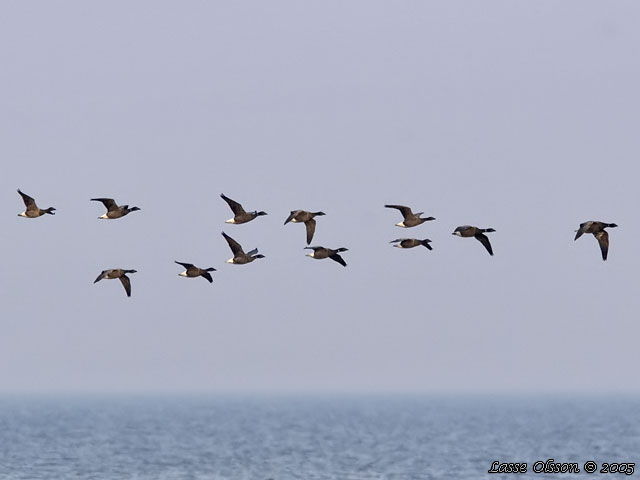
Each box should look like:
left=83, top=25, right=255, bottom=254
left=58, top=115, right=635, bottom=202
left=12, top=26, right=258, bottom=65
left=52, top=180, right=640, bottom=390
left=222, top=231, right=243, bottom=255
left=202, top=271, right=214, bottom=283
left=476, top=233, right=494, bottom=256
left=596, top=231, right=609, bottom=261
left=305, top=218, right=316, bottom=245
left=330, top=254, right=347, bottom=267
left=284, top=211, right=296, bottom=224
left=220, top=194, right=244, bottom=214
left=120, top=275, right=132, bottom=297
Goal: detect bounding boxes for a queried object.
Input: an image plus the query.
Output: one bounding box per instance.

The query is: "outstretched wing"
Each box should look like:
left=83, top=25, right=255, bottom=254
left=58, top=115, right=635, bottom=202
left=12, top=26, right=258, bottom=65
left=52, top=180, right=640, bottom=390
left=201, top=271, right=214, bottom=283
left=94, top=270, right=108, bottom=283
left=175, top=261, right=195, bottom=269
left=475, top=233, right=494, bottom=256
left=17, top=189, right=37, bottom=210
left=384, top=204, right=413, bottom=218
left=119, top=275, right=132, bottom=297
left=220, top=194, right=246, bottom=216
left=574, top=222, right=589, bottom=241
left=91, top=198, right=118, bottom=211
left=284, top=210, right=298, bottom=225
left=305, top=219, right=316, bottom=245
left=222, top=232, right=244, bottom=256
left=329, top=253, right=347, bottom=267
left=595, top=231, right=609, bottom=261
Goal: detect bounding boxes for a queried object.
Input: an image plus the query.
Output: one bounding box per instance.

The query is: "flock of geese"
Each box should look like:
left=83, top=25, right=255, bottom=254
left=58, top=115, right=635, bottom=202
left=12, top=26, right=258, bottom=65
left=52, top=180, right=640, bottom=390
left=16, top=189, right=619, bottom=297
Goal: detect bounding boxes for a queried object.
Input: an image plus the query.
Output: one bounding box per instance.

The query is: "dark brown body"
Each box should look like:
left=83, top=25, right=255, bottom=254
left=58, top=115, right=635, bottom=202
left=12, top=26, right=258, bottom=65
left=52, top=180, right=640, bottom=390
left=284, top=210, right=326, bottom=244
left=452, top=225, right=495, bottom=256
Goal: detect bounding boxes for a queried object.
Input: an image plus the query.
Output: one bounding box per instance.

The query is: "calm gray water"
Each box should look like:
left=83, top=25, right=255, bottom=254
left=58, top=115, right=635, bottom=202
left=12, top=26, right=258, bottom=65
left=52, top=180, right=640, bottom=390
left=0, top=395, right=637, bottom=479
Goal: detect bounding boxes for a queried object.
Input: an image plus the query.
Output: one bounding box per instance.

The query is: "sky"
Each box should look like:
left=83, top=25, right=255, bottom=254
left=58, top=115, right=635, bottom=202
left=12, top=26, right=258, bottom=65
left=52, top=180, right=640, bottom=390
left=1, top=0, right=639, bottom=394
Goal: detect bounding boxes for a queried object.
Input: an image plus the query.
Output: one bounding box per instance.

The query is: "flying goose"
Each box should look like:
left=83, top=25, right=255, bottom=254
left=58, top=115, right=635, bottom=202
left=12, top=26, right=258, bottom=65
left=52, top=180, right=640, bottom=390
left=452, top=226, right=496, bottom=255
left=175, top=261, right=216, bottom=283
left=574, top=221, right=618, bottom=261
left=384, top=205, right=435, bottom=227
left=284, top=210, right=326, bottom=244
left=220, top=194, right=267, bottom=224
left=304, top=246, right=348, bottom=267
left=390, top=238, right=433, bottom=250
left=222, top=231, right=265, bottom=264
left=91, top=198, right=141, bottom=219
left=94, top=269, right=137, bottom=297
left=17, top=189, right=56, bottom=218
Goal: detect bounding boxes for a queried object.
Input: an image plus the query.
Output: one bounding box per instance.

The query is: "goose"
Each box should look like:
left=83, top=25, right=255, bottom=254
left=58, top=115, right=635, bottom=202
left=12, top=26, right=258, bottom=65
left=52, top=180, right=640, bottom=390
left=221, top=194, right=267, bottom=224
left=222, top=232, right=265, bottom=264
left=94, top=269, right=137, bottom=297
left=175, top=261, right=216, bottom=283
left=390, top=238, right=433, bottom=250
left=452, top=226, right=496, bottom=256
left=304, top=246, right=348, bottom=267
left=574, top=221, right=618, bottom=261
left=384, top=205, right=435, bottom=227
left=284, top=210, right=326, bottom=244
left=17, top=189, right=55, bottom=218
left=91, top=198, right=141, bottom=219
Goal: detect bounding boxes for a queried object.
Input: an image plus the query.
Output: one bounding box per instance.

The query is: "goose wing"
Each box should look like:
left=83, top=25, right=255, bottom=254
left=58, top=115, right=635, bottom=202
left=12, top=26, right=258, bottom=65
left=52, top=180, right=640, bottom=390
left=119, top=275, right=132, bottom=297
left=304, top=218, right=316, bottom=245
left=17, top=189, right=37, bottom=210
left=222, top=232, right=244, bottom=256
left=220, top=194, right=246, bottom=216
left=91, top=198, right=118, bottom=212
left=94, top=270, right=109, bottom=283
left=175, top=261, right=195, bottom=270
left=574, top=222, right=592, bottom=241
left=284, top=210, right=300, bottom=225
left=595, top=231, right=609, bottom=261
left=201, top=271, right=214, bottom=283
left=475, top=233, right=494, bottom=256
left=384, top=204, right=413, bottom=219
left=329, top=253, right=347, bottom=267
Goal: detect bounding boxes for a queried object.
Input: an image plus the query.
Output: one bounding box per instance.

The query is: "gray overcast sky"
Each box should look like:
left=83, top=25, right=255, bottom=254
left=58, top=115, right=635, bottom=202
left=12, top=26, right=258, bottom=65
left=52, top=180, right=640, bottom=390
left=1, top=1, right=639, bottom=394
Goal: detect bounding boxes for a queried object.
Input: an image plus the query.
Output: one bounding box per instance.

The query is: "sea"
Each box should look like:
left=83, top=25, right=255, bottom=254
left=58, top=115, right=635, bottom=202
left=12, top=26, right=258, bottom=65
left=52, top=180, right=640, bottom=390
left=0, top=395, right=637, bottom=479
